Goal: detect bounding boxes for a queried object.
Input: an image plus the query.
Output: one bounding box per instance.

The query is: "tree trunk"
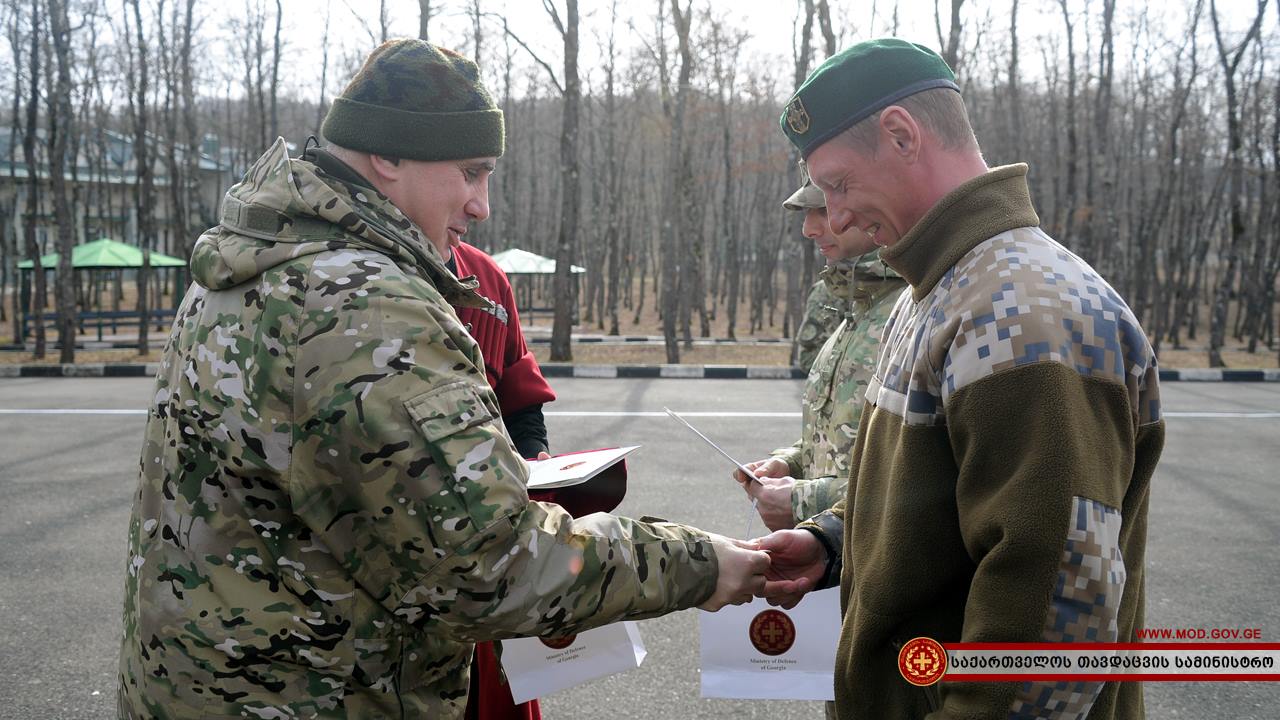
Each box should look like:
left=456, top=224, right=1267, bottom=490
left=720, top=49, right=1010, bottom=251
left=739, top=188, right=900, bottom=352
left=8, top=9, right=25, bottom=342
left=1007, top=0, right=1021, bottom=157
left=269, top=0, right=282, bottom=141
left=418, top=0, right=433, bottom=41
left=48, top=0, right=77, bottom=363
left=660, top=0, right=695, bottom=363
left=604, top=0, right=622, bottom=336
left=22, top=0, right=45, bottom=357
left=1207, top=0, right=1267, bottom=367
left=1058, top=0, right=1079, bottom=247
left=127, top=0, right=156, bottom=354
left=934, top=0, right=965, bottom=74
left=549, top=0, right=579, bottom=362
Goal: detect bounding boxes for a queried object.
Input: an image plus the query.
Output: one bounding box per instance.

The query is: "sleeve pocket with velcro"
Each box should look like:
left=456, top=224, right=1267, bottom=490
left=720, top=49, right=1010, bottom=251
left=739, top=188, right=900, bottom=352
left=404, top=381, right=497, bottom=442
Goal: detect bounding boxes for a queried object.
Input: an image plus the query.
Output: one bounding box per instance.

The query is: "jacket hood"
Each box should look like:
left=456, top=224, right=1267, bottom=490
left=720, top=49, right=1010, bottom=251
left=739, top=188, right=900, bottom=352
left=189, top=138, right=486, bottom=309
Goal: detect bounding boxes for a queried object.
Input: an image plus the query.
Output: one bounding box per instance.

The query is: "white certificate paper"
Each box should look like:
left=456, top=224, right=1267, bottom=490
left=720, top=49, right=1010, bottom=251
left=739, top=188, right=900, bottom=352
left=500, top=621, right=647, bottom=704
left=524, top=446, right=639, bottom=489
left=699, top=587, right=841, bottom=700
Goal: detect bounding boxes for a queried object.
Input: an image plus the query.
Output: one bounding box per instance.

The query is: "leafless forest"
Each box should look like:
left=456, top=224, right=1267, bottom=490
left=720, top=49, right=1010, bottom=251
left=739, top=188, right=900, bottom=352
left=2, top=0, right=1277, bottom=367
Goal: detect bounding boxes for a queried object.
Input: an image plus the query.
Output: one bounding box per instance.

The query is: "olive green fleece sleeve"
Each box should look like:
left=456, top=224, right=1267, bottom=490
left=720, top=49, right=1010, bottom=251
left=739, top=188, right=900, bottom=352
left=934, top=362, right=1161, bottom=720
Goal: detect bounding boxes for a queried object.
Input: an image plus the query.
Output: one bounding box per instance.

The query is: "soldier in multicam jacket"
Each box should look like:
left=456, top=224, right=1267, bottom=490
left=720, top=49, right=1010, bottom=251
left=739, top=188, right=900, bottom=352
left=117, top=39, right=769, bottom=720
left=736, top=174, right=907, bottom=532
left=794, top=277, right=846, bottom=372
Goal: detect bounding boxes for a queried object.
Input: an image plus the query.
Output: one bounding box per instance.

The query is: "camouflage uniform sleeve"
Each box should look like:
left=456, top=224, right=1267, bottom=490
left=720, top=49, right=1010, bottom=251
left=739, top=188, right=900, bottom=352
left=789, top=475, right=843, bottom=524
left=769, top=440, right=806, bottom=477
left=290, top=258, right=718, bottom=642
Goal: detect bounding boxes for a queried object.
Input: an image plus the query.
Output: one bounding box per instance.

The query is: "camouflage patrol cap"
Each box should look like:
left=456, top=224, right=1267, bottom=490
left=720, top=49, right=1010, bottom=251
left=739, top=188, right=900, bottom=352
left=322, top=39, right=504, bottom=160
left=780, top=38, right=957, bottom=158
left=783, top=162, right=825, bottom=211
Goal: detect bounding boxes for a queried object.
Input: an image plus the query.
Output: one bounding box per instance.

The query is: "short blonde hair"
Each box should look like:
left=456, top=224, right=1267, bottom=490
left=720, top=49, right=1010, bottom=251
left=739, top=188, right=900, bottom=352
left=840, top=88, right=978, bottom=154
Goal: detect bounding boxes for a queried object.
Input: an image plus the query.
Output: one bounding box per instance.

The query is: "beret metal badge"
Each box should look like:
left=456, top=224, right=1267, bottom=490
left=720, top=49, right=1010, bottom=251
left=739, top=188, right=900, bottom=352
left=785, top=96, right=811, bottom=134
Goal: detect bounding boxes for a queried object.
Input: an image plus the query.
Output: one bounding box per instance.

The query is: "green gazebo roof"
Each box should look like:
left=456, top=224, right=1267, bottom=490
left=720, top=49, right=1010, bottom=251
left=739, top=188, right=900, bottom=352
left=19, top=237, right=186, bottom=270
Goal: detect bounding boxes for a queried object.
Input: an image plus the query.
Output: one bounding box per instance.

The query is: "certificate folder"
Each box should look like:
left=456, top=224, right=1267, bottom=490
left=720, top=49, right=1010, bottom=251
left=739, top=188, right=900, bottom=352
left=525, top=446, right=638, bottom=517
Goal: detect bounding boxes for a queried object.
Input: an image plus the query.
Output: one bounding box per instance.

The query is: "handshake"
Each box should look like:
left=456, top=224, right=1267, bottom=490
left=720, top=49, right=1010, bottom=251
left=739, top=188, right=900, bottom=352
left=696, top=453, right=840, bottom=612
left=698, top=529, right=830, bottom=612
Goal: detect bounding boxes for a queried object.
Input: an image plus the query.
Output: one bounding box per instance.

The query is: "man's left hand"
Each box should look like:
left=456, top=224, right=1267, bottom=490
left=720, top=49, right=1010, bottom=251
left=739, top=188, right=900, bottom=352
left=738, top=475, right=798, bottom=532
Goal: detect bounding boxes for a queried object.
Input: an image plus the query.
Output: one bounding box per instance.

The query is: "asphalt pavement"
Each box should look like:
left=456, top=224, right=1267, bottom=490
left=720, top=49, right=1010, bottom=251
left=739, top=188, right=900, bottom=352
left=0, top=377, right=1278, bottom=719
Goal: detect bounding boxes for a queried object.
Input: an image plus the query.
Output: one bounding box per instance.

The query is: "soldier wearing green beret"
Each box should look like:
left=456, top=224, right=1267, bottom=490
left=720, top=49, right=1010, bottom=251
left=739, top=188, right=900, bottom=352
left=735, top=169, right=907, bottom=533
left=116, top=39, right=771, bottom=719
left=755, top=39, right=1162, bottom=720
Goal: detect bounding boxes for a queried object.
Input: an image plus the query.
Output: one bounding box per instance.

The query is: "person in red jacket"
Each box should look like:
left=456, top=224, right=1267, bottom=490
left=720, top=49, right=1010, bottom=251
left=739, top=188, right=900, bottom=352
left=447, top=240, right=556, bottom=459
left=447, top=240, right=556, bottom=720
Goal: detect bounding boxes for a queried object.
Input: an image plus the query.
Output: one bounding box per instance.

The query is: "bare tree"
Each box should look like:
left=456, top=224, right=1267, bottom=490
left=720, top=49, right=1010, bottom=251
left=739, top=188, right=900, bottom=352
left=1007, top=0, right=1021, bottom=157
left=316, top=0, right=331, bottom=132
left=179, top=0, right=204, bottom=236
left=1207, top=0, right=1269, bottom=367
left=418, top=0, right=435, bottom=41
left=542, top=0, right=580, bottom=362
left=785, top=0, right=815, bottom=361
left=269, top=0, right=282, bottom=141
left=470, top=0, right=483, bottom=68
left=21, top=0, right=46, bottom=358
left=815, top=0, right=836, bottom=55
left=1057, top=0, right=1080, bottom=245
left=660, top=0, right=695, bottom=362
left=47, top=0, right=77, bottom=362
left=4, top=3, right=24, bottom=340
left=709, top=15, right=745, bottom=339
left=935, top=0, right=965, bottom=74
left=124, top=0, right=157, bottom=354
left=602, top=0, right=623, bottom=336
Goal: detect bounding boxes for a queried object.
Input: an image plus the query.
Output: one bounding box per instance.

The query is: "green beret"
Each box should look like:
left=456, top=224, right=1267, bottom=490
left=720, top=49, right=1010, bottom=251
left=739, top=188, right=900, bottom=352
left=323, top=39, right=504, bottom=161
left=780, top=38, right=957, bottom=158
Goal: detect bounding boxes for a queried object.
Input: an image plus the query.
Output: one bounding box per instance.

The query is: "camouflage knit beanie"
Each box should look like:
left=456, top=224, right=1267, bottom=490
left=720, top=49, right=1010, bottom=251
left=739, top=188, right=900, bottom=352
left=322, top=39, right=504, bottom=161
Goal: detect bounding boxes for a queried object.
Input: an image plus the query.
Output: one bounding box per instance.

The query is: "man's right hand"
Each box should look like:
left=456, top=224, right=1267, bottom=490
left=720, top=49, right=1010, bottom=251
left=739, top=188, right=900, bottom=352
left=754, top=529, right=827, bottom=609
left=698, top=535, right=771, bottom=611
left=733, top=457, right=791, bottom=485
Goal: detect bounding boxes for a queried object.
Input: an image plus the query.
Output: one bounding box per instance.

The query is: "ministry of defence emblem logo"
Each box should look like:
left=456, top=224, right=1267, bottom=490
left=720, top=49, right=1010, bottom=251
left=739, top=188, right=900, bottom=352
left=748, top=609, right=797, bottom=656
left=540, top=634, right=577, bottom=650
left=897, top=637, right=948, bottom=686
left=785, top=96, right=811, bottom=134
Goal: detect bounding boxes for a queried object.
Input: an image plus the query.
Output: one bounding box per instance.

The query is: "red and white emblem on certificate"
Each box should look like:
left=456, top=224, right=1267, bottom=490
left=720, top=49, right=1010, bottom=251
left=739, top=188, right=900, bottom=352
left=748, top=609, right=797, bottom=656
left=898, top=637, right=948, bottom=686
left=540, top=634, right=577, bottom=650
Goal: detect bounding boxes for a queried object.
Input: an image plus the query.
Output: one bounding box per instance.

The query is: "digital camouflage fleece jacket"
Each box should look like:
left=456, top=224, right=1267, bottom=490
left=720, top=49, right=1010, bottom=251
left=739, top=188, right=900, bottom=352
left=117, top=139, right=718, bottom=720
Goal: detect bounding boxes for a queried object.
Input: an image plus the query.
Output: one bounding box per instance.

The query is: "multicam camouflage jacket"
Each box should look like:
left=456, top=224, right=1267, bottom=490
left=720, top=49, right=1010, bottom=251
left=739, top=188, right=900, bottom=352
left=772, top=254, right=907, bottom=524
left=794, top=275, right=846, bottom=372
left=117, top=139, right=718, bottom=720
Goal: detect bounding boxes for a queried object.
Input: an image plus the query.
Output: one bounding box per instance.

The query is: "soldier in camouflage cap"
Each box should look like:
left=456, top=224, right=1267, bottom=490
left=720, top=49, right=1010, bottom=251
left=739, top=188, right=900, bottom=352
left=734, top=168, right=907, bottom=532
left=794, top=278, right=845, bottom=372
left=792, top=168, right=854, bottom=375
left=117, top=38, right=770, bottom=719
